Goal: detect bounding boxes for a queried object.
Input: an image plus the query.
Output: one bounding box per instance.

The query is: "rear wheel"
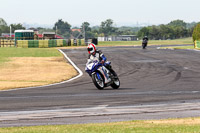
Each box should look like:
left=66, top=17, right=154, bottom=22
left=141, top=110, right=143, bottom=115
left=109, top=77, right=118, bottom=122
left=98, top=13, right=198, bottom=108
left=92, top=72, right=104, bottom=90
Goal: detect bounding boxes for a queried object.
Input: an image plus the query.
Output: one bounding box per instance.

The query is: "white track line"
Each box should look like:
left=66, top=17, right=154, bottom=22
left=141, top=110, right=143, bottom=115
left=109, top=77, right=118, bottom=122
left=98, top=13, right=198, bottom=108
left=157, top=47, right=200, bottom=52
left=0, top=49, right=83, bottom=92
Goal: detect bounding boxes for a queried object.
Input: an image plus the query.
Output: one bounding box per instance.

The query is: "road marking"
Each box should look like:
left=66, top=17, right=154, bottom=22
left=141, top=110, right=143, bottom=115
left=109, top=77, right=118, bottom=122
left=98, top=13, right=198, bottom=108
left=129, top=60, right=163, bottom=63
left=0, top=91, right=199, bottom=99
left=157, top=47, right=175, bottom=50
left=1, top=102, right=200, bottom=121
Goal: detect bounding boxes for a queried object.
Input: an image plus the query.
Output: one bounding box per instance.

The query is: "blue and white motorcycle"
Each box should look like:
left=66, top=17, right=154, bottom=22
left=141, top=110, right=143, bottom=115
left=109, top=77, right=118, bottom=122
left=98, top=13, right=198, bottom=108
left=85, top=60, right=120, bottom=90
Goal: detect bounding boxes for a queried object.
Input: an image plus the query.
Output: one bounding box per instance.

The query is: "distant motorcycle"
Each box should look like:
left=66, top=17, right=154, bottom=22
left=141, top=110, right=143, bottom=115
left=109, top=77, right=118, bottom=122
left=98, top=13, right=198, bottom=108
left=85, top=60, right=120, bottom=90
left=142, top=38, right=148, bottom=49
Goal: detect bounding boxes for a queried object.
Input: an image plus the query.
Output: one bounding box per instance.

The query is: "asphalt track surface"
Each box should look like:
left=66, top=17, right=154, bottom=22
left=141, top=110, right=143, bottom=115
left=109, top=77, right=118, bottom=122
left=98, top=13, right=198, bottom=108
left=1, top=45, right=200, bottom=127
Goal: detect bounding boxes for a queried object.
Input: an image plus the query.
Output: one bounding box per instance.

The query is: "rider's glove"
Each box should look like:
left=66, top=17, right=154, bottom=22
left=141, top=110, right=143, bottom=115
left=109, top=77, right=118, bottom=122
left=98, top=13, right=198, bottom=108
left=101, top=60, right=105, bottom=64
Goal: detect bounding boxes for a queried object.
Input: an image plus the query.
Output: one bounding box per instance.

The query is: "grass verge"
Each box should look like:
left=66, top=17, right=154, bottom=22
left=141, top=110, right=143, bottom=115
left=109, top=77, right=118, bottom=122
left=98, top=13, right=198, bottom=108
left=0, top=48, right=77, bottom=90
left=98, top=37, right=193, bottom=46
left=1, top=117, right=200, bottom=133
left=0, top=47, right=62, bottom=64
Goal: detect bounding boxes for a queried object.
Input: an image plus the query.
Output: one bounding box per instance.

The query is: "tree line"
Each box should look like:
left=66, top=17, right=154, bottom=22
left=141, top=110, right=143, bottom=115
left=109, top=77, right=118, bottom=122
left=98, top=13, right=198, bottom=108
left=0, top=18, right=25, bottom=35
left=52, top=19, right=141, bottom=39
left=138, top=20, right=199, bottom=40
left=0, top=18, right=199, bottom=40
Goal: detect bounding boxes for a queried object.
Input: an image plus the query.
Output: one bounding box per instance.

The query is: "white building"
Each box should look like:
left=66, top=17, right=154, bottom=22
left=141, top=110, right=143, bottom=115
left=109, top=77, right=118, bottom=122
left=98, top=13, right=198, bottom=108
left=98, top=35, right=138, bottom=41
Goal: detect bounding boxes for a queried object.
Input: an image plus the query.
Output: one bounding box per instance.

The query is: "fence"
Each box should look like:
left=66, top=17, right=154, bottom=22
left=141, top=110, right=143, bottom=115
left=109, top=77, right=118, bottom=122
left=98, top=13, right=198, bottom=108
left=15, top=37, right=46, bottom=40
left=17, top=39, right=85, bottom=48
left=0, top=37, right=15, bottom=47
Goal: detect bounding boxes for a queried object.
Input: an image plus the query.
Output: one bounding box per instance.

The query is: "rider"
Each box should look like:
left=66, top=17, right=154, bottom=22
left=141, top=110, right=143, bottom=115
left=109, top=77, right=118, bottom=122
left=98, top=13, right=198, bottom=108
left=142, top=36, right=149, bottom=49
left=87, top=43, right=106, bottom=64
left=87, top=43, right=114, bottom=75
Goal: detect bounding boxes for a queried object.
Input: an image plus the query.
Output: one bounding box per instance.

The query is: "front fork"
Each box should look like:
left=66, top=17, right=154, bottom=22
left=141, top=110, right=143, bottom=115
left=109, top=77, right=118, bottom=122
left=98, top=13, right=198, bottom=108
left=96, top=72, right=101, bottom=80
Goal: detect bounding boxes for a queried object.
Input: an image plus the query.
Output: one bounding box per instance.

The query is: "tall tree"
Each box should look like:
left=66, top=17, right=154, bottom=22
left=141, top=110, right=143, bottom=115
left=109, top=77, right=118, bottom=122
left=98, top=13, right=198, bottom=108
left=81, top=22, right=91, bottom=32
left=192, top=23, right=200, bottom=42
left=168, top=20, right=187, bottom=28
left=0, top=18, right=7, bottom=26
left=10, top=23, right=25, bottom=32
left=81, top=22, right=95, bottom=39
left=99, top=19, right=117, bottom=37
left=0, top=18, right=9, bottom=35
left=0, top=25, right=9, bottom=35
left=137, top=27, right=150, bottom=38
left=159, top=24, right=174, bottom=39
left=53, top=19, right=71, bottom=36
left=168, top=20, right=187, bottom=38
left=149, top=25, right=160, bottom=40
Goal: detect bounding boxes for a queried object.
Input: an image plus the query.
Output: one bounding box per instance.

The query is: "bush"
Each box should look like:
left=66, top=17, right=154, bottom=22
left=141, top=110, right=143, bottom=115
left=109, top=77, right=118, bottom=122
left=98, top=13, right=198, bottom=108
left=192, top=24, right=200, bottom=42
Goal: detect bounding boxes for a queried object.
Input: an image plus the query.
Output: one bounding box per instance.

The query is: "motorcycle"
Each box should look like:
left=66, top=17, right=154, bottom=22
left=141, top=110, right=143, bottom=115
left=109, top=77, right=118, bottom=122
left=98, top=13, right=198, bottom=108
left=142, top=39, right=148, bottom=49
left=85, top=60, right=120, bottom=90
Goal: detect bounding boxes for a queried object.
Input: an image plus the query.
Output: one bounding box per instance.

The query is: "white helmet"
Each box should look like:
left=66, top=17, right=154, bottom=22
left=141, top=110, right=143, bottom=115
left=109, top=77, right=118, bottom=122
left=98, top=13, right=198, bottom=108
left=87, top=43, right=96, bottom=54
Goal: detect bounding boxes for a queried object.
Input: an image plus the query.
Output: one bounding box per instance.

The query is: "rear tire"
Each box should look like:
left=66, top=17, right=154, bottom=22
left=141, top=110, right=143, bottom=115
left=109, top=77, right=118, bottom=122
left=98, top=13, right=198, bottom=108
left=92, top=72, right=105, bottom=90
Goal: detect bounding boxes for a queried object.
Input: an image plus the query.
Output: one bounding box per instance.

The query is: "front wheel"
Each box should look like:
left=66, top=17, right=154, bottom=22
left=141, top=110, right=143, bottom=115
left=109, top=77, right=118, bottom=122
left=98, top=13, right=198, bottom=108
left=111, top=76, right=120, bottom=89
left=110, top=69, right=120, bottom=89
left=92, top=72, right=105, bottom=90
left=142, top=43, right=147, bottom=49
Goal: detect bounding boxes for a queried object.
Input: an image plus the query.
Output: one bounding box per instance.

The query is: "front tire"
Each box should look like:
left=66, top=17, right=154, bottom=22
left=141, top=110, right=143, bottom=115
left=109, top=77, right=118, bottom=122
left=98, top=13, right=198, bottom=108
left=92, top=72, right=105, bottom=90
left=111, top=77, right=120, bottom=89
left=142, top=43, right=147, bottom=49
left=110, top=69, right=120, bottom=89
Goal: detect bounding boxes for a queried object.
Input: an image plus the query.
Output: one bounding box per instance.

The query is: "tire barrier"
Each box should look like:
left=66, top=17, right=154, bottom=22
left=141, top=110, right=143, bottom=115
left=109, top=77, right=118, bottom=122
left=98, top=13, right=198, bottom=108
left=57, top=39, right=63, bottom=47
left=28, top=40, right=38, bottom=48
left=71, top=39, right=74, bottom=46
left=0, top=38, right=15, bottom=47
left=39, top=40, right=49, bottom=48
left=17, top=39, right=85, bottom=48
left=49, top=40, right=57, bottom=47
left=195, top=40, right=200, bottom=48
left=18, top=40, right=29, bottom=48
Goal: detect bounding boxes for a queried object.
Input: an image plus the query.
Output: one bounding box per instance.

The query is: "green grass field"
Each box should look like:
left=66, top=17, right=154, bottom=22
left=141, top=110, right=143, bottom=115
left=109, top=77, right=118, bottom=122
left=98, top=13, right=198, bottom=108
left=0, top=47, right=62, bottom=64
left=98, top=37, right=193, bottom=46
left=1, top=118, right=200, bottom=133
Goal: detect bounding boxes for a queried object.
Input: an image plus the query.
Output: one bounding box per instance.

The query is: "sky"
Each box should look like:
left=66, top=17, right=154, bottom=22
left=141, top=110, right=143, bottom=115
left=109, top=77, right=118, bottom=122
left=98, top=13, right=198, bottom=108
left=0, top=0, right=200, bottom=27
